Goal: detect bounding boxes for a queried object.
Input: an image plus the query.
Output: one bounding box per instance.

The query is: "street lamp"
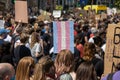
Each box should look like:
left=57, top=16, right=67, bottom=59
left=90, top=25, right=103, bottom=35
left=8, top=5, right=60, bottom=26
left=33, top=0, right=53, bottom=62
left=91, top=0, right=93, bottom=10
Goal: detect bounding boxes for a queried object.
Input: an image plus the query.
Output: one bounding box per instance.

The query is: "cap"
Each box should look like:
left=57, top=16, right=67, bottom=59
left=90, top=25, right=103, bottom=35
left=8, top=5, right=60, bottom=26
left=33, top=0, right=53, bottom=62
left=0, top=29, right=10, bottom=35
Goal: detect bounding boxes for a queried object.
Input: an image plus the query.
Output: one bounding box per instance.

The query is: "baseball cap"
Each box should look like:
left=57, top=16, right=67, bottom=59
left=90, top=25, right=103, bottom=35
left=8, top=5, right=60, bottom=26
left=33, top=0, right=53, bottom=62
left=0, top=29, right=10, bottom=35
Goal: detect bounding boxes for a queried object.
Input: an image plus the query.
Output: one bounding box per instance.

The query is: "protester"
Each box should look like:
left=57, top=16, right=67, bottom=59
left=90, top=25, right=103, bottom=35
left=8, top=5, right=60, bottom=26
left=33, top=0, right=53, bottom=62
left=1, top=2, right=120, bottom=80
left=74, top=35, right=83, bottom=58
left=13, top=33, right=31, bottom=66
left=30, top=32, right=43, bottom=62
left=33, top=56, right=55, bottom=80
left=0, top=28, right=10, bottom=46
left=82, top=42, right=104, bottom=79
left=76, top=62, right=98, bottom=80
left=55, top=49, right=76, bottom=80
left=16, top=57, right=35, bottom=80
left=0, top=42, right=13, bottom=64
left=0, top=63, right=15, bottom=80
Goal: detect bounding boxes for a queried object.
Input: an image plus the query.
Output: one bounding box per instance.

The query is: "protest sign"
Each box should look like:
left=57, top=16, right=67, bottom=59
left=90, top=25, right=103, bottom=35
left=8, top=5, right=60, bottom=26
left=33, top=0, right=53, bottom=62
left=104, top=24, right=120, bottom=75
left=53, top=10, right=61, bottom=18
left=15, top=1, right=28, bottom=23
left=53, top=21, right=74, bottom=53
left=101, top=13, right=107, bottom=20
left=0, top=20, right=4, bottom=29
left=107, top=8, right=113, bottom=15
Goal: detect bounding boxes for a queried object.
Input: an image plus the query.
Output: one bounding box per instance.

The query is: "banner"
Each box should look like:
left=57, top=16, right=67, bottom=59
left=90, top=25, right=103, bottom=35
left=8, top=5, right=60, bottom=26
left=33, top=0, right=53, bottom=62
left=53, top=21, right=74, bottom=53
left=15, top=1, right=28, bottom=23
left=53, top=10, right=61, bottom=18
left=104, top=24, right=120, bottom=75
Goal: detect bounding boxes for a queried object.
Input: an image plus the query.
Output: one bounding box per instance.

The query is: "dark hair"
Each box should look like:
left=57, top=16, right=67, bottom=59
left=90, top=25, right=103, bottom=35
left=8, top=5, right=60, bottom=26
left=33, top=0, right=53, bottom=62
left=93, top=36, right=103, bottom=47
left=20, top=33, right=29, bottom=43
left=76, top=61, right=97, bottom=80
left=16, top=26, right=23, bottom=34
left=115, top=63, right=120, bottom=71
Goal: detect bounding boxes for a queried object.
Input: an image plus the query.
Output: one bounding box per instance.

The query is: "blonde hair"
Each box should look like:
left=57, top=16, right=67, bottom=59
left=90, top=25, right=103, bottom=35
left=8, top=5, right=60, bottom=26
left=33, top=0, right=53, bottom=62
left=30, top=32, right=39, bottom=48
left=33, top=56, right=54, bottom=80
left=16, top=57, right=35, bottom=80
left=55, top=49, right=74, bottom=75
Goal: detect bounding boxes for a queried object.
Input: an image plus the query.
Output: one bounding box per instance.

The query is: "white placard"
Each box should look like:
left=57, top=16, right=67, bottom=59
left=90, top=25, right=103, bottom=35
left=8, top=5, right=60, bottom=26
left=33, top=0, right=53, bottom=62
left=53, top=10, right=61, bottom=18
left=0, top=20, right=5, bottom=28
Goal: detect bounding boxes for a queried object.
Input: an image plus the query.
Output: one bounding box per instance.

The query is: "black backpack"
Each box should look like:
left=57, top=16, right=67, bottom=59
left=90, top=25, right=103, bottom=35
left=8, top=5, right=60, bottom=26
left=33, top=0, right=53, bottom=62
left=107, top=73, right=114, bottom=80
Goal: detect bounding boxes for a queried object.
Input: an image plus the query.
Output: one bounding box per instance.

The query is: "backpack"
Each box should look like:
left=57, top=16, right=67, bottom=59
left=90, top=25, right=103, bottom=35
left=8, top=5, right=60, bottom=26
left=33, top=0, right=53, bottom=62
left=56, top=73, right=73, bottom=80
left=10, top=34, right=20, bottom=55
left=107, top=73, right=114, bottom=80
left=10, top=34, right=20, bottom=67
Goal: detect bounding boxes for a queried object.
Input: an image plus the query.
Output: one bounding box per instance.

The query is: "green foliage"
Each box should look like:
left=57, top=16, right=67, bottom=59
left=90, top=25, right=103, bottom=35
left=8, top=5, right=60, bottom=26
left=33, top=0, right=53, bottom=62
left=115, top=0, right=120, bottom=8
left=11, top=0, right=15, bottom=4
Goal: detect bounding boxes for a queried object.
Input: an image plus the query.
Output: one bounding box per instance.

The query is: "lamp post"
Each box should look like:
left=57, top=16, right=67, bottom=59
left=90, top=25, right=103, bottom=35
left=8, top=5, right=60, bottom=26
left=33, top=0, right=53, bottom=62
left=91, top=0, right=93, bottom=10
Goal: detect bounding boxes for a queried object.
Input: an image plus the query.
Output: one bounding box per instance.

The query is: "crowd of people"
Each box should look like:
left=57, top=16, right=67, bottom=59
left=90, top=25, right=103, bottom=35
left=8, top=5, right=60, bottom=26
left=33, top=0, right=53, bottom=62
left=0, top=6, right=120, bottom=80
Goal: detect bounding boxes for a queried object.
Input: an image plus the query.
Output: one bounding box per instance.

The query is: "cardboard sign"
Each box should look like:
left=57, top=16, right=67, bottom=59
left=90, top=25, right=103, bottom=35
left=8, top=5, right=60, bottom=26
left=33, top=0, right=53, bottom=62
left=101, top=13, right=107, bottom=20
left=15, top=1, right=28, bottom=23
left=107, top=8, right=113, bottom=15
left=104, top=24, right=120, bottom=75
left=53, top=10, right=61, bottom=18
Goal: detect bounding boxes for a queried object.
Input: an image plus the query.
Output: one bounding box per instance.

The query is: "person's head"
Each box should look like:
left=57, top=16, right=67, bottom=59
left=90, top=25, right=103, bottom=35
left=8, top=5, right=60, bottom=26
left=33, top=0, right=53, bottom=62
left=93, top=36, right=103, bottom=47
left=76, top=62, right=97, bottom=80
left=0, top=63, right=15, bottom=80
left=0, top=29, right=10, bottom=39
left=83, top=42, right=96, bottom=61
left=55, top=49, right=74, bottom=75
left=20, top=33, right=29, bottom=44
left=30, top=32, right=40, bottom=48
left=33, top=56, right=55, bottom=80
left=16, top=25, right=23, bottom=34
left=34, top=23, right=39, bottom=32
left=16, top=57, right=35, bottom=80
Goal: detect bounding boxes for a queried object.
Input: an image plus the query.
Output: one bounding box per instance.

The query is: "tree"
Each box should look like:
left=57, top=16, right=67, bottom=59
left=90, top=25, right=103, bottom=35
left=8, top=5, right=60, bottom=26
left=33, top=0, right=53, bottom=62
left=11, top=0, right=15, bottom=4
left=115, top=0, right=120, bottom=9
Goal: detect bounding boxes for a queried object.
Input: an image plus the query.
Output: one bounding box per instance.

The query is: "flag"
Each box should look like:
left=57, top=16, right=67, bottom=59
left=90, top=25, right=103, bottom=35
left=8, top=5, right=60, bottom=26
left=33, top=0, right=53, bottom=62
left=53, top=21, right=74, bottom=53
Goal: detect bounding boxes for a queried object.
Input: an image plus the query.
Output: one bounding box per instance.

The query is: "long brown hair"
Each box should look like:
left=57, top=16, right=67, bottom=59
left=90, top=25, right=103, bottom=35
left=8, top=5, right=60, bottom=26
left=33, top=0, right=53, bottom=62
left=55, top=49, right=74, bottom=75
left=30, top=32, right=40, bottom=48
left=76, top=62, right=97, bottom=80
left=33, top=56, right=54, bottom=80
left=83, top=42, right=96, bottom=61
left=16, top=57, right=35, bottom=80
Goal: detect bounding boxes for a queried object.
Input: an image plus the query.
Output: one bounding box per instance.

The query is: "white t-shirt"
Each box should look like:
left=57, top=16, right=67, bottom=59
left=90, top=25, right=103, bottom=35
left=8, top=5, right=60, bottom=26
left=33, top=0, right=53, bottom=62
left=31, top=42, right=41, bottom=57
left=4, top=35, right=12, bottom=42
